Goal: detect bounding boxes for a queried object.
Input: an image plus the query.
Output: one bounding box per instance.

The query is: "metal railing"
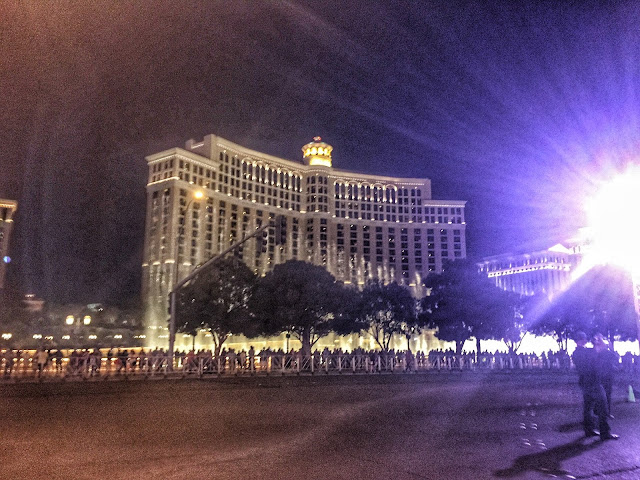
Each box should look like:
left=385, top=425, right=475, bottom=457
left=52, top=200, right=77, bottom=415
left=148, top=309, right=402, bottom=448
left=0, top=351, right=588, bottom=382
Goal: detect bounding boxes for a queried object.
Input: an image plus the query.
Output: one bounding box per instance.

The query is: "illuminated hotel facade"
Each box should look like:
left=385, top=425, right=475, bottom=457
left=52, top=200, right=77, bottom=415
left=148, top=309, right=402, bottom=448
left=477, top=233, right=589, bottom=298
left=142, top=135, right=467, bottom=350
left=0, top=199, right=18, bottom=290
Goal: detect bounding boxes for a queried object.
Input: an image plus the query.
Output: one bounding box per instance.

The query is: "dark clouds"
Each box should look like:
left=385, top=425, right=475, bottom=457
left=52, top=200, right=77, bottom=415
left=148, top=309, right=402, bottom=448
left=2, top=0, right=640, bottom=303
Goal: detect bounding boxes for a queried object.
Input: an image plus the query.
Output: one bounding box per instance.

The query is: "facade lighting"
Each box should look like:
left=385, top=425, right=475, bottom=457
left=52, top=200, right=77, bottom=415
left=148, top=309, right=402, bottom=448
left=144, top=135, right=467, bottom=350
left=1, top=333, right=12, bottom=340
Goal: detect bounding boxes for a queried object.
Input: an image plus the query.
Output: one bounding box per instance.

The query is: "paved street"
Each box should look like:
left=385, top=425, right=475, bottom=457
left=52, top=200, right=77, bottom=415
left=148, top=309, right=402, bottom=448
left=2, top=372, right=640, bottom=479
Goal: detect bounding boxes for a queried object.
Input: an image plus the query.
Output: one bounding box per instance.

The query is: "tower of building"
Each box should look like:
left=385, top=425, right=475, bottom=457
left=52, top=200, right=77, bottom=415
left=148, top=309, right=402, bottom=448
left=302, top=137, right=333, bottom=167
left=142, top=134, right=467, bottom=347
left=0, top=199, right=18, bottom=290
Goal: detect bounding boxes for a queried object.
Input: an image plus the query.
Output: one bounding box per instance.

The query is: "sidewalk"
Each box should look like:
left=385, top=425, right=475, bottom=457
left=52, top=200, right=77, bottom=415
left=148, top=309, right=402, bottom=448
left=1, top=372, right=640, bottom=479
left=494, top=382, right=640, bottom=479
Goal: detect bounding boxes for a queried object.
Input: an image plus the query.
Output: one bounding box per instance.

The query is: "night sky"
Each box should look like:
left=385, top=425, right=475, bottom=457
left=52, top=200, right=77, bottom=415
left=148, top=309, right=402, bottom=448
left=2, top=1, right=640, bottom=305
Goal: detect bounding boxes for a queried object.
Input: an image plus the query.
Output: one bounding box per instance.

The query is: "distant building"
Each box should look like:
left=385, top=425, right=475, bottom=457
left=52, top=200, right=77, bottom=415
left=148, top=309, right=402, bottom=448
left=478, top=231, right=589, bottom=297
left=22, top=293, right=45, bottom=313
left=142, top=134, right=467, bottom=350
left=0, top=297, right=143, bottom=348
left=0, top=199, right=17, bottom=289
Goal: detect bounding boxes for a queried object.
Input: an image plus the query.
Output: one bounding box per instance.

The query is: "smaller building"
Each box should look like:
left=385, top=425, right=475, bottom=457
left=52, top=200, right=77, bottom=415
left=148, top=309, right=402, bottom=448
left=478, top=231, right=590, bottom=298
left=0, top=199, right=17, bottom=290
left=1, top=300, right=144, bottom=349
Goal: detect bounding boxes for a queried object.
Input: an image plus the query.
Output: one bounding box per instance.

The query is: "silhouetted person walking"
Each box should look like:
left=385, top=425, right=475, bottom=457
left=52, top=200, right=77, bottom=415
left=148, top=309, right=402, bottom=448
left=572, top=332, right=617, bottom=440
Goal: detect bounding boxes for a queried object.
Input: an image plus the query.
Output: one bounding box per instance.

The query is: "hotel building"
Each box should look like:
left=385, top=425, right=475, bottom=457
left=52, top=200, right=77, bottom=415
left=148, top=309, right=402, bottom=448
left=142, top=135, right=467, bottom=349
left=0, top=199, right=18, bottom=290
left=477, top=231, right=590, bottom=298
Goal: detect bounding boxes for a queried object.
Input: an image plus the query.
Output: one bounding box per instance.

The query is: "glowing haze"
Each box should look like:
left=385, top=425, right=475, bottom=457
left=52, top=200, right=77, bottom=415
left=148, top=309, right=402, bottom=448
left=586, top=164, right=640, bottom=274
left=3, top=2, right=640, bottom=304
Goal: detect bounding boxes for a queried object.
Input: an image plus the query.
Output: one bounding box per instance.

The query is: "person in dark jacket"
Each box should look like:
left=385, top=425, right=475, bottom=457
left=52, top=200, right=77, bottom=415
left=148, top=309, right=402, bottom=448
left=572, top=331, right=618, bottom=440
left=594, top=333, right=619, bottom=416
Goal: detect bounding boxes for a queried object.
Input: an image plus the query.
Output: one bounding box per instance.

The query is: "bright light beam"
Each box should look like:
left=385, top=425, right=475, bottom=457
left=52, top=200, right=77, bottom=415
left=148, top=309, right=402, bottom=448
left=585, top=164, right=640, bottom=272
left=585, top=163, right=640, bottom=319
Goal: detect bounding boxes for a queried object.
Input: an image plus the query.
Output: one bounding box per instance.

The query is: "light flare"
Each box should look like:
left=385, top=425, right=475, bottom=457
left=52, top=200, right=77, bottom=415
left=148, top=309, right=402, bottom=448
left=585, top=164, right=640, bottom=274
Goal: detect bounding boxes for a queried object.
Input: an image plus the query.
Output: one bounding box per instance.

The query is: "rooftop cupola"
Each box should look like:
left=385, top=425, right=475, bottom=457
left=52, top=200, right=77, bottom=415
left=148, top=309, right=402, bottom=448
left=302, top=137, right=333, bottom=167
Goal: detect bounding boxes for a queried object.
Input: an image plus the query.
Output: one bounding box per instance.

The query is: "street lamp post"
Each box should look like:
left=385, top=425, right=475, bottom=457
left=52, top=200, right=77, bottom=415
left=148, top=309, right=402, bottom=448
left=168, top=190, right=203, bottom=361
left=167, top=215, right=283, bottom=368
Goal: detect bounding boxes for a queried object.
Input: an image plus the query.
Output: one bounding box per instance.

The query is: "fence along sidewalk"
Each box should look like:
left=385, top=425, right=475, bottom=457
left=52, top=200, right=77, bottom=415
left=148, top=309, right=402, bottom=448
left=0, top=350, right=585, bottom=382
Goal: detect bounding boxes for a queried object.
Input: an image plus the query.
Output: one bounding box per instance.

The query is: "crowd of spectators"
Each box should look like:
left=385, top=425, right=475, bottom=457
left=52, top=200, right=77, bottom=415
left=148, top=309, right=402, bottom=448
left=2, top=345, right=640, bottom=379
left=1, top=347, right=170, bottom=377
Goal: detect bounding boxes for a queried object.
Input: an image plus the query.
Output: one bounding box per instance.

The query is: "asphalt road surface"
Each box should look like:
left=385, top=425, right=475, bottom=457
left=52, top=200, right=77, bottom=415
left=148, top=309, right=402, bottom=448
left=2, top=372, right=640, bottom=480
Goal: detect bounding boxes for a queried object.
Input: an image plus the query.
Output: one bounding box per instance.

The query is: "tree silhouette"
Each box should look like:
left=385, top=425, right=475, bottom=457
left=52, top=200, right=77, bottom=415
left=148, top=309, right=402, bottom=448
left=249, top=260, right=349, bottom=355
left=175, top=257, right=257, bottom=356
left=421, top=259, right=517, bottom=355
left=525, top=265, right=638, bottom=350
left=352, top=280, right=420, bottom=351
